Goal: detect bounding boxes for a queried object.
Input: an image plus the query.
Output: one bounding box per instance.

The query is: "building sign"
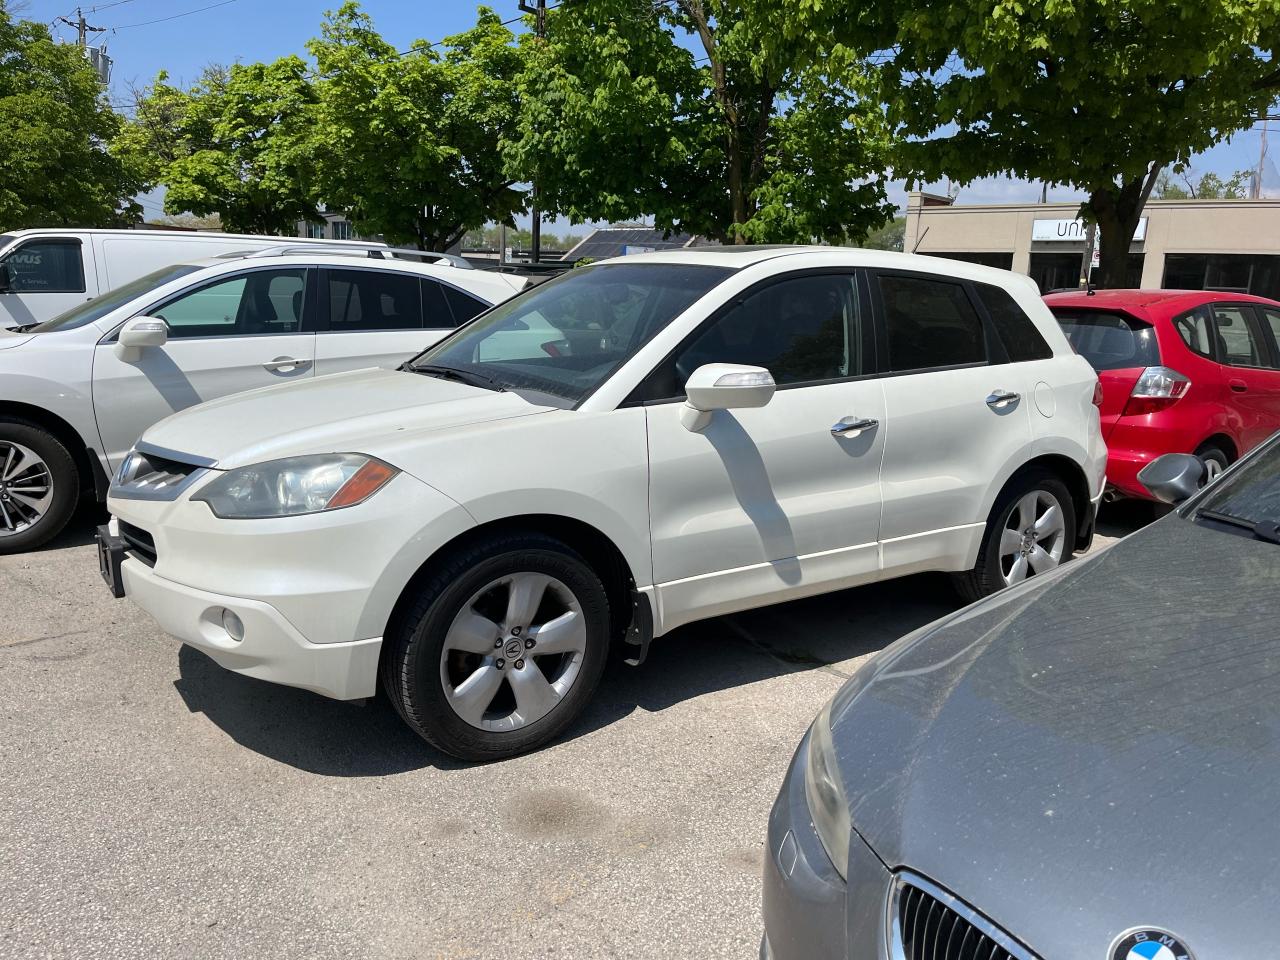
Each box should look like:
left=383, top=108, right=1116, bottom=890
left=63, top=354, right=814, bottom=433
left=1031, top=217, right=1147, bottom=242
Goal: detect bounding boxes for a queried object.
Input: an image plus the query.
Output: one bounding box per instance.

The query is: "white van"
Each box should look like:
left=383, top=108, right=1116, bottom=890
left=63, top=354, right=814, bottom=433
left=0, top=229, right=384, bottom=330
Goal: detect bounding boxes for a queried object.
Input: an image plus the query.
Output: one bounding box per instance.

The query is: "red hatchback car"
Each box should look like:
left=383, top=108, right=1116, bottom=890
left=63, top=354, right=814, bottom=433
left=1045, top=289, right=1280, bottom=500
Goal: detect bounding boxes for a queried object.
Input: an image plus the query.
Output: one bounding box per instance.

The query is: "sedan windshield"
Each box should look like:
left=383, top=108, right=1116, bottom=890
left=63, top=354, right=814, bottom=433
left=28, top=263, right=203, bottom=333
left=1194, top=435, right=1280, bottom=530
left=407, top=262, right=734, bottom=403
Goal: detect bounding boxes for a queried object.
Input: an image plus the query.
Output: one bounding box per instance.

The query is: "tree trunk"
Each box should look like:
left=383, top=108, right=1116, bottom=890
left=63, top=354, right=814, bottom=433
left=1093, top=209, right=1131, bottom=289
left=1085, top=165, right=1161, bottom=289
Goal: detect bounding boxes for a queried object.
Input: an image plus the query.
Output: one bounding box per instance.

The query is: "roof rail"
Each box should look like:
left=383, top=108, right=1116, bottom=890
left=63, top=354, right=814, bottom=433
left=244, top=245, right=474, bottom=270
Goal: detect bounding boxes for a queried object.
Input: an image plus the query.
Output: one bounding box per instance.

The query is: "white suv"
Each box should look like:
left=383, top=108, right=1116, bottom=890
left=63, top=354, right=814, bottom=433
left=0, top=249, right=523, bottom=551
left=101, top=248, right=1105, bottom=760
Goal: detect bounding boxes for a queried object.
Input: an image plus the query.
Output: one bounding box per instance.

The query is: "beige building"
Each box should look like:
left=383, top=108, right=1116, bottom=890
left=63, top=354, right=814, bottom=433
left=904, top=191, right=1280, bottom=299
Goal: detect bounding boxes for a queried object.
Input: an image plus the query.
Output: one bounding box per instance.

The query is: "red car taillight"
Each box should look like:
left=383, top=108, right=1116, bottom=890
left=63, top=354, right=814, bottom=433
left=1122, top=365, right=1190, bottom=416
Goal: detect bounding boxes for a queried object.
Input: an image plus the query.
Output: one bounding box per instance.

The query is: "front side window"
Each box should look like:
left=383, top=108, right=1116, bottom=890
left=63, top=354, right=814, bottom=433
left=1053, top=309, right=1161, bottom=371
left=410, top=262, right=733, bottom=404
left=672, top=273, right=861, bottom=387
left=32, top=264, right=202, bottom=333
left=1, top=239, right=85, bottom=293
left=326, top=269, right=421, bottom=331
left=879, top=273, right=986, bottom=371
left=152, top=269, right=307, bottom=339
left=1210, top=304, right=1268, bottom=367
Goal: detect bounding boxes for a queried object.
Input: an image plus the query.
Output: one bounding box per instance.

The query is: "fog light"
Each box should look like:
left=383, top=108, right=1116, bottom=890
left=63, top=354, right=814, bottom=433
left=221, top=609, right=245, bottom=642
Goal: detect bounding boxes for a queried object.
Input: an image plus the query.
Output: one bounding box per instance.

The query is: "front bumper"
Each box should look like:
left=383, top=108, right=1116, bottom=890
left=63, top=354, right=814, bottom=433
left=119, top=543, right=381, bottom=700
left=761, top=731, right=891, bottom=960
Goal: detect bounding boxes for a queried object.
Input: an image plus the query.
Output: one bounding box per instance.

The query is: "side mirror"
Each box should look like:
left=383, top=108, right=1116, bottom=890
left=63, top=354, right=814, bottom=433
left=680, top=362, right=775, bottom=432
left=114, top=316, right=169, bottom=361
left=1138, top=453, right=1206, bottom=505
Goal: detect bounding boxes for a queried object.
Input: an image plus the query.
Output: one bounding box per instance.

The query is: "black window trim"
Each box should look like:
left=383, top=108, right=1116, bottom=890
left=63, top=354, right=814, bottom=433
left=1253, top=302, right=1280, bottom=373
left=1, top=236, right=87, bottom=295
left=1204, top=300, right=1279, bottom=371
left=98, top=264, right=316, bottom=344
left=867, top=267, right=997, bottom=377
left=623, top=266, right=880, bottom=407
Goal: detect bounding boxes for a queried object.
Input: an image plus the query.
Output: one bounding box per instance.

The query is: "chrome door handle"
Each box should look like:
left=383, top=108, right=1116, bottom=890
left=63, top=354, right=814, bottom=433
left=986, top=389, right=1020, bottom=409
left=831, top=415, right=879, bottom=437
left=263, top=356, right=312, bottom=372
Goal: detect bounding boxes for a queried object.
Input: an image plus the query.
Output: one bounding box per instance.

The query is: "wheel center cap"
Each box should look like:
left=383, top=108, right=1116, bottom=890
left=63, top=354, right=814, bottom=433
left=504, top=638, right=524, bottom=660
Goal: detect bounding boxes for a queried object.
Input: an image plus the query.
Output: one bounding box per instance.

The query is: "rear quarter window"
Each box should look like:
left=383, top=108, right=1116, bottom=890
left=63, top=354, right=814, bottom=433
left=976, top=283, right=1052, bottom=362
left=1051, top=309, right=1160, bottom=371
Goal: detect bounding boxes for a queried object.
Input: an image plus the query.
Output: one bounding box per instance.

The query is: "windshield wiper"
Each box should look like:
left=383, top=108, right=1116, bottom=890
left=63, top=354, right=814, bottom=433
left=404, top=363, right=506, bottom=392
left=1195, top=507, right=1280, bottom=544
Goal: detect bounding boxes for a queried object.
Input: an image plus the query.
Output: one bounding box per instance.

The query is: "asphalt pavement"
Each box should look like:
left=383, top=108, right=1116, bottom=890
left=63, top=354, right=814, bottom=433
left=0, top=503, right=1145, bottom=960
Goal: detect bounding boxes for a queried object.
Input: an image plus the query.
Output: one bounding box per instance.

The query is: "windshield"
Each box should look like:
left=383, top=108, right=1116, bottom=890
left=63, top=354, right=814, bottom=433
left=28, top=264, right=203, bottom=333
left=408, top=262, right=734, bottom=403
left=0, top=235, right=13, bottom=256
left=1052, top=309, right=1161, bottom=371
left=1193, top=434, right=1280, bottom=527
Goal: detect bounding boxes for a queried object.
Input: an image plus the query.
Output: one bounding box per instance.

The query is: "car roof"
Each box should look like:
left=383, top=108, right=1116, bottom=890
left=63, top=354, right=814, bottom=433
left=183, top=251, right=495, bottom=281
left=0, top=227, right=382, bottom=246
left=1045, top=288, right=1280, bottom=312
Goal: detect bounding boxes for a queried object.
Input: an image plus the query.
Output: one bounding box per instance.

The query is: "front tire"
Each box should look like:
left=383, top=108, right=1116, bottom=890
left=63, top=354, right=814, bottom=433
left=953, top=470, right=1076, bottom=603
left=0, top=420, right=79, bottom=554
left=381, top=532, right=610, bottom=761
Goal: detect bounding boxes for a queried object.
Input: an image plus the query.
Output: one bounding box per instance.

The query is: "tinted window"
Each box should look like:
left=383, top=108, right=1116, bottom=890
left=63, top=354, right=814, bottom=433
left=327, top=269, right=421, bottom=331
left=153, top=269, right=307, bottom=338
left=673, top=274, right=861, bottom=387
left=1053, top=310, right=1161, bottom=371
left=31, top=264, right=202, bottom=333
left=1211, top=305, right=1269, bottom=367
left=411, top=263, right=732, bottom=404
left=422, top=280, right=453, bottom=328
left=1261, top=309, right=1280, bottom=371
left=1172, top=306, right=1215, bottom=359
left=977, top=284, right=1052, bottom=362
left=0, top=236, right=13, bottom=255
left=1, top=239, right=85, bottom=293
left=443, top=285, right=488, bottom=325
left=879, top=274, right=985, bottom=370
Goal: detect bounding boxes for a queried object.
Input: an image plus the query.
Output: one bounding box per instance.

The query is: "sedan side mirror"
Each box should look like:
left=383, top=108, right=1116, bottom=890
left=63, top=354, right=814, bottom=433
left=115, top=316, right=169, bottom=361
left=681, top=362, right=775, bottom=432
left=1138, top=453, right=1206, bottom=505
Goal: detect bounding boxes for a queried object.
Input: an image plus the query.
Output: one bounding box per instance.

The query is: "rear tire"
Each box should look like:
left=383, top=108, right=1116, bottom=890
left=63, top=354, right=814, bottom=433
left=953, top=469, right=1076, bottom=604
left=381, top=531, right=610, bottom=761
left=0, top=419, right=79, bottom=554
left=1194, top=442, right=1231, bottom=482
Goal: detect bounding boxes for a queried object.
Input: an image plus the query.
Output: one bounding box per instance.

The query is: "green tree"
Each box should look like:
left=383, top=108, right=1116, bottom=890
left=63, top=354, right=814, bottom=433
left=795, top=0, right=1280, bottom=286
left=1156, top=167, right=1253, bottom=200
left=508, top=0, right=894, bottom=245
left=307, top=3, right=527, bottom=250
left=0, top=9, right=141, bottom=230
left=116, top=60, right=320, bottom=235
left=860, top=216, right=905, bottom=251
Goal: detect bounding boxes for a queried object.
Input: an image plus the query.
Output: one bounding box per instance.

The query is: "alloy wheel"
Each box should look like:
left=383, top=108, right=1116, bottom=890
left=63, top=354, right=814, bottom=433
left=999, top=489, right=1066, bottom=586
left=0, top=442, right=54, bottom=538
left=439, top=572, right=587, bottom=732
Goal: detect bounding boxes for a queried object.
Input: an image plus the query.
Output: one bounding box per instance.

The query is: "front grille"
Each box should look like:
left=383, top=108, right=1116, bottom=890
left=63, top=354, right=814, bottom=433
left=893, top=874, right=1035, bottom=960
left=112, top=445, right=211, bottom=502
left=118, top=521, right=157, bottom=567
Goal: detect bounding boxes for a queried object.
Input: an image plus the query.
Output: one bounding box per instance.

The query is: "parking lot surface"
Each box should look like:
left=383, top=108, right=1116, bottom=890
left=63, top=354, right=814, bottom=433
left=0, top=505, right=1142, bottom=960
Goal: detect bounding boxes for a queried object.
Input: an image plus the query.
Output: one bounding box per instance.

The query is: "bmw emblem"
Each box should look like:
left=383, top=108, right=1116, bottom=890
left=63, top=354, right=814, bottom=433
left=1109, top=929, right=1194, bottom=960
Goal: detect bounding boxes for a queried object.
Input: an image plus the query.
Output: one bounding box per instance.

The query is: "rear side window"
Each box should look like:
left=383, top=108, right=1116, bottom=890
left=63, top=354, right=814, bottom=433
left=1172, top=306, right=1215, bottom=359
left=442, top=285, right=488, bottom=325
left=327, top=269, right=422, bottom=331
left=1052, top=310, right=1160, bottom=371
left=1, top=239, right=85, bottom=293
left=878, top=274, right=986, bottom=371
left=975, top=284, right=1052, bottom=362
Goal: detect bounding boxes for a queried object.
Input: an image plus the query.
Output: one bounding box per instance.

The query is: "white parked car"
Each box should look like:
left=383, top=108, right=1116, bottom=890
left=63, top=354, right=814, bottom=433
left=101, top=248, right=1106, bottom=760
left=0, top=248, right=523, bottom=551
left=0, top=228, right=386, bottom=330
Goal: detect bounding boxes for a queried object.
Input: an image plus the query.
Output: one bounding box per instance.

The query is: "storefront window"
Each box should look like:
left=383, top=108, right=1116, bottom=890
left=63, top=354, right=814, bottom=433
left=1029, top=253, right=1144, bottom=293
left=1162, top=254, right=1280, bottom=300
left=921, top=251, right=1014, bottom=270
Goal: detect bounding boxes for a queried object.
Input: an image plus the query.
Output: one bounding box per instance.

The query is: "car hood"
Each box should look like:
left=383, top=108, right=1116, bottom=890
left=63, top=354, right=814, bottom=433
left=0, top=328, right=33, bottom=349
left=833, top=515, right=1280, bottom=958
left=139, top=366, right=557, bottom=469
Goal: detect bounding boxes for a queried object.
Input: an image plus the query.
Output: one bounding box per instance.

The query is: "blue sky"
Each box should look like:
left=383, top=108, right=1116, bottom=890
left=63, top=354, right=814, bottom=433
left=24, top=0, right=1279, bottom=227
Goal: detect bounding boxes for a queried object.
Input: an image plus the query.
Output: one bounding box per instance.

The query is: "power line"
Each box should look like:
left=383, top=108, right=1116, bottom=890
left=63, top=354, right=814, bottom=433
left=112, top=0, right=240, bottom=29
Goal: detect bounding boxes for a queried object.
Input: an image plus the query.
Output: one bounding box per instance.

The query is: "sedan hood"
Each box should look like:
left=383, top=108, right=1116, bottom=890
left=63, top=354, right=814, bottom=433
left=139, top=366, right=556, bottom=469
left=835, top=516, right=1280, bottom=958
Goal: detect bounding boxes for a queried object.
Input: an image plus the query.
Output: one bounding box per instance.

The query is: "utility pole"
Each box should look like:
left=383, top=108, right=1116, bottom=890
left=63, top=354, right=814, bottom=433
left=519, top=0, right=549, bottom=264
left=57, top=7, right=106, bottom=48
left=1255, top=117, right=1270, bottom=200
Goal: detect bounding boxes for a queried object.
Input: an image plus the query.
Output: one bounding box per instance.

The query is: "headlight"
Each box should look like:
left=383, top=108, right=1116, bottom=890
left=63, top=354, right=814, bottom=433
left=193, top=454, right=398, bottom=519
left=804, top=698, right=852, bottom=879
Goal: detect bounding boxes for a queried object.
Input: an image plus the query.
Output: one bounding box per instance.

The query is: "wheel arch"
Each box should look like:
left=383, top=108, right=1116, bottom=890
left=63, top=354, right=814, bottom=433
left=0, top=400, right=101, bottom=500
left=379, top=513, right=642, bottom=657
left=1196, top=433, right=1238, bottom=461
left=996, top=454, right=1094, bottom=552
